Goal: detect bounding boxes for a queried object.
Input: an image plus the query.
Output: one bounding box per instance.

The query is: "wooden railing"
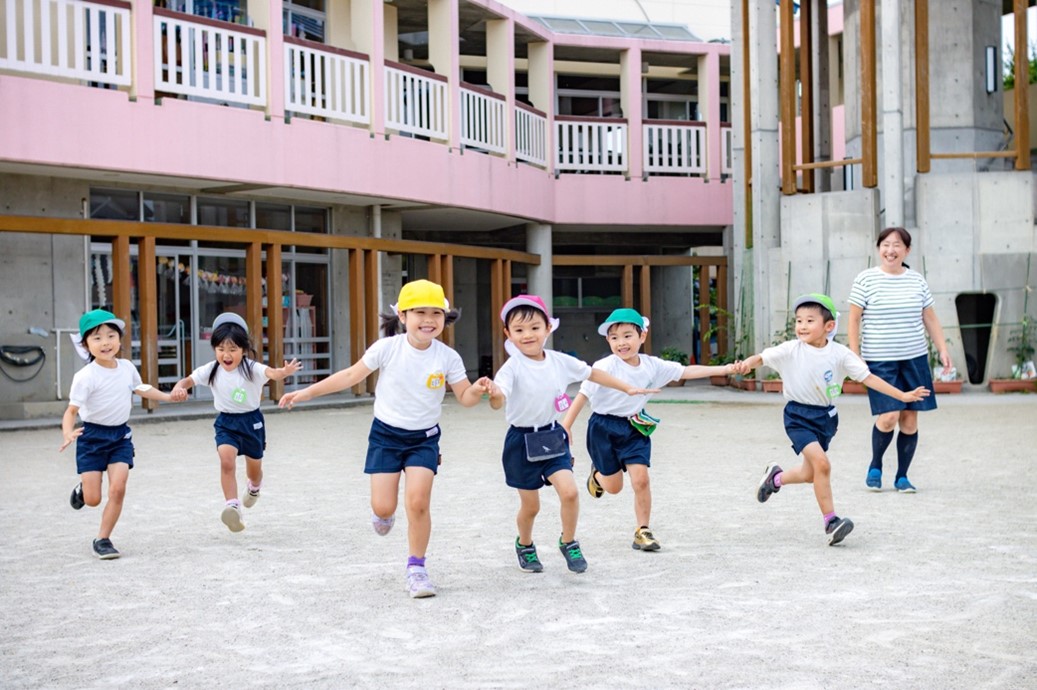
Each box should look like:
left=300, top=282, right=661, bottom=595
left=384, top=60, right=448, bottom=140
left=284, top=38, right=369, bottom=124
left=643, top=120, right=706, bottom=174
left=0, top=0, right=132, bottom=86
left=460, top=82, right=506, bottom=154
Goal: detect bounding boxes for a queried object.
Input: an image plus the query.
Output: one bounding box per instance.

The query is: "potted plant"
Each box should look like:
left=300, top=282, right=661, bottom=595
left=761, top=371, right=783, bottom=393
left=660, top=347, right=689, bottom=386
left=928, top=336, right=962, bottom=394
left=841, top=377, right=867, bottom=394
left=989, top=314, right=1037, bottom=393
left=707, top=355, right=733, bottom=386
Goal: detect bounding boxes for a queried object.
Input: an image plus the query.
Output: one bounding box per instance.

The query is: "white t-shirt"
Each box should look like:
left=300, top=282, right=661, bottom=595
left=762, top=339, right=871, bottom=407
left=361, top=334, right=468, bottom=431
left=848, top=266, right=934, bottom=361
left=494, top=350, right=593, bottom=428
left=189, top=360, right=271, bottom=413
left=579, top=354, right=683, bottom=417
left=68, top=359, right=143, bottom=426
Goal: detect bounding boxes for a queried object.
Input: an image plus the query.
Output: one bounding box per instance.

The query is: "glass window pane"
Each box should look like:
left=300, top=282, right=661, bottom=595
left=198, top=197, right=250, bottom=227
left=294, top=206, right=327, bottom=233
left=144, top=193, right=191, bottom=224
left=256, top=203, right=291, bottom=231
left=91, top=189, right=138, bottom=220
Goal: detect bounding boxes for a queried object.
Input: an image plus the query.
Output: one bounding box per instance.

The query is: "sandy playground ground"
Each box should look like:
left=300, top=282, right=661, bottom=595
left=0, top=384, right=1035, bottom=689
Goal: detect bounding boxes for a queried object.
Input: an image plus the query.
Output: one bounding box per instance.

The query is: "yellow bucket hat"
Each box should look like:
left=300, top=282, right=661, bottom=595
left=395, top=279, right=449, bottom=312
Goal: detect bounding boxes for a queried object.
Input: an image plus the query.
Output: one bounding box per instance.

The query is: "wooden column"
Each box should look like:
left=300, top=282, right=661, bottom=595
left=439, top=255, right=455, bottom=348
left=639, top=265, right=652, bottom=354
left=779, top=0, right=797, bottom=195
left=716, top=262, right=729, bottom=359
left=741, top=0, right=754, bottom=246
left=799, top=0, right=814, bottom=193
left=265, top=244, right=284, bottom=402
left=697, top=267, right=710, bottom=365
left=348, top=248, right=366, bottom=395
left=621, top=265, right=634, bottom=307
left=364, top=249, right=379, bottom=392
left=861, top=0, right=878, bottom=188
left=138, top=236, right=158, bottom=410
left=111, top=234, right=132, bottom=359
left=428, top=254, right=442, bottom=285
left=245, top=242, right=264, bottom=360
left=1015, top=0, right=1030, bottom=171
left=490, top=258, right=505, bottom=372
left=915, top=0, right=930, bottom=173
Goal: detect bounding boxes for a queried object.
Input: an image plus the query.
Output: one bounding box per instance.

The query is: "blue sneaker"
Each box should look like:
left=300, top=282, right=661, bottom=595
left=825, top=516, right=854, bottom=546
left=515, top=539, right=544, bottom=573
left=558, top=538, right=588, bottom=573
left=866, top=468, right=882, bottom=491
left=894, top=477, right=917, bottom=493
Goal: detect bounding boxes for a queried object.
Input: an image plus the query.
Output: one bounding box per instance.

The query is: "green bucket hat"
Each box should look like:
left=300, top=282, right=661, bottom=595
left=597, top=308, right=650, bottom=336
left=78, top=309, right=125, bottom=336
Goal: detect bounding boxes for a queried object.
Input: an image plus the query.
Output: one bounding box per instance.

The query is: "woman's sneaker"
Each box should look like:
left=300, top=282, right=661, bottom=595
left=371, top=513, right=395, bottom=536
left=92, top=538, right=120, bottom=560
left=586, top=469, right=604, bottom=498
left=221, top=504, right=245, bottom=532
left=757, top=463, right=782, bottom=503
left=70, top=483, right=85, bottom=510
left=866, top=468, right=882, bottom=491
left=825, top=516, right=854, bottom=545
left=242, top=484, right=261, bottom=508
left=558, top=538, right=588, bottom=573
left=515, top=539, right=544, bottom=573
left=894, top=477, right=917, bottom=493
left=632, top=527, right=661, bottom=551
left=406, top=566, right=437, bottom=598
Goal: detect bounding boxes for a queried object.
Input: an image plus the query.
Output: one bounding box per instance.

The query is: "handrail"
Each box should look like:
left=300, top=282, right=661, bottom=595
left=383, top=59, right=447, bottom=82
left=153, top=7, right=265, bottom=37
left=283, top=36, right=368, bottom=62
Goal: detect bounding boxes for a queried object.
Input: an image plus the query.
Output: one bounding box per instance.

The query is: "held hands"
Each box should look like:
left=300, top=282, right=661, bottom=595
left=733, top=360, right=752, bottom=376
left=170, top=386, right=189, bottom=403
left=472, top=376, right=499, bottom=398
left=900, top=386, right=932, bottom=403
left=59, top=427, right=82, bottom=452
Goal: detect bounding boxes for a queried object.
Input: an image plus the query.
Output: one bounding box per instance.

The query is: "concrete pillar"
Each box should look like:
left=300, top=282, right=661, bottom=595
left=428, top=0, right=460, bottom=149
left=250, top=0, right=285, bottom=122
left=486, top=18, right=515, bottom=161
left=526, top=223, right=553, bottom=310
left=527, top=41, right=554, bottom=174
left=383, top=4, right=398, bottom=63
left=699, top=49, right=722, bottom=182
left=129, top=0, right=154, bottom=102
left=326, top=0, right=354, bottom=51
left=620, top=46, right=643, bottom=180
left=881, top=0, right=904, bottom=226
left=351, top=0, right=386, bottom=136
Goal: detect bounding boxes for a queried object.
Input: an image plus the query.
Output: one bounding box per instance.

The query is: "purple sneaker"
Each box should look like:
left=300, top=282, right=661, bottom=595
left=371, top=513, right=395, bottom=536
left=406, top=565, right=437, bottom=599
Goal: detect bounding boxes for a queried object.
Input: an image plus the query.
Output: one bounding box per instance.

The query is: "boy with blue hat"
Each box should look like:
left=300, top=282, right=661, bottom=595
left=737, top=294, right=930, bottom=545
left=561, top=307, right=736, bottom=551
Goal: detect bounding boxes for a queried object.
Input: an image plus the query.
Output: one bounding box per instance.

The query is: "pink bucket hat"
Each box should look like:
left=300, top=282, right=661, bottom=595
left=500, top=295, right=560, bottom=331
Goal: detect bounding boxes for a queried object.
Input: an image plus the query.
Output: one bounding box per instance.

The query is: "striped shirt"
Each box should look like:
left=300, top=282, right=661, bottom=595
left=848, top=267, right=934, bottom=361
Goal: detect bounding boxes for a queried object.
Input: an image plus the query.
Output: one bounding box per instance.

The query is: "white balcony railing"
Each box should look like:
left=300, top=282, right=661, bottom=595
left=643, top=121, right=706, bottom=175
left=0, top=0, right=131, bottom=86
left=284, top=38, right=369, bottom=124
left=556, top=117, right=627, bottom=173
left=722, top=125, right=733, bottom=175
left=153, top=9, right=266, bottom=107
left=515, top=104, right=547, bottom=168
left=384, top=61, right=448, bottom=140
left=460, top=83, right=506, bottom=154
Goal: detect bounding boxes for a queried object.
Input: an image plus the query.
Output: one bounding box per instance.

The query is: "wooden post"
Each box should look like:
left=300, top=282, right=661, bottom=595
left=741, top=0, right=754, bottom=247
left=138, top=236, right=158, bottom=410
left=490, top=258, right=504, bottom=373
left=622, top=264, right=634, bottom=307
left=111, top=234, right=132, bottom=359
left=779, top=0, right=797, bottom=195
left=1015, top=0, right=1030, bottom=171
left=716, top=261, right=729, bottom=359
left=915, top=0, right=930, bottom=173
left=349, top=248, right=366, bottom=395
left=364, top=249, right=379, bottom=391
left=639, top=264, right=652, bottom=354
left=439, top=255, right=455, bottom=348
left=861, top=0, right=878, bottom=188
left=428, top=254, right=442, bottom=285
left=265, top=244, right=284, bottom=402
left=799, top=0, right=814, bottom=193
left=245, top=242, right=264, bottom=360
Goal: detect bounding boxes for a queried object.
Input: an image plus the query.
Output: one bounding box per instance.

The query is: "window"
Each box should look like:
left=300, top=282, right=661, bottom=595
left=91, top=189, right=139, bottom=220
left=144, top=193, right=191, bottom=224
left=283, top=0, right=325, bottom=42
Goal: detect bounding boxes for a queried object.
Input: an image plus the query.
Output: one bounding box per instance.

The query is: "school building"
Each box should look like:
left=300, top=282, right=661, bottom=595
left=0, top=0, right=734, bottom=419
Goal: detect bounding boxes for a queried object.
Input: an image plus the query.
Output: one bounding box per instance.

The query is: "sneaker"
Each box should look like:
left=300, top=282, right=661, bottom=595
left=92, top=538, right=121, bottom=560
left=825, top=516, right=854, bottom=546
left=70, top=483, right=85, bottom=510
left=632, top=527, right=661, bottom=551
left=220, top=504, right=245, bottom=533
left=515, top=539, right=544, bottom=573
left=866, top=468, right=882, bottom=491
left=894, top=477, right=917, bottom=493
left=586, top=469, right=604, bottom=498
left=406, top=565, right=437, bottom=598
left=371, top=513, right=395, bottom=536
left=558, top=538, right=588, bottom=573
left=757, top=463, right=782, bottom=503
left=242, top=484, right=260, bottom=508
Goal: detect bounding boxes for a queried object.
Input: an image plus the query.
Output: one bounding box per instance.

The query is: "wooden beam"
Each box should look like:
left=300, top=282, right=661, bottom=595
left=861, top=0, right=878, bottom=188
left=245, top=242, right=264, bottom=360
left=639, top=265, right=652, bottom=354
left=793, top=157, right=863, bottom=171
left=799, top=0, right=814, bottom=193
left=1015, top=0, right=1030, bottom=170
left=621, top=265, right=634, bottom=307
left=779, top=0, right=797, bottom=195
left=553, top=255, right=728, bottom=267
left=111, top=234, right=131, bottom=359
left=137, top=236, right=158, bottom=411
left=915, top=0, right=930, bottom=173
left=265, top=244, right=284, bottom=402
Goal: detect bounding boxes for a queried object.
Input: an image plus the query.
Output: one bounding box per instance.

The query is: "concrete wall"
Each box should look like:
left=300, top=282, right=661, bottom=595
left=0, top=174, right=89, bottom=418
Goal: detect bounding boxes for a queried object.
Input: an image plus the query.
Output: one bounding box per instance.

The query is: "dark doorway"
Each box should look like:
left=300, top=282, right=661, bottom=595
left=955, top=293, right=997, bottom=383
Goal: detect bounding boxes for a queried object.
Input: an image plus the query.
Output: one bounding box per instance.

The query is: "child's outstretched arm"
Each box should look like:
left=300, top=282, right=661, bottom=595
left=559, top=392, right=588, bottom=445
left=135, top=384, right=180, bottom=404
left=267, top=358, right=302, bottom=382
left=452, top=376, right=497, bottom=407
left=862, top=374, right=931, bottom=402
left=734, top=354, right=763, bottom=376
left=588, top=368, right=660, bottom=396
left=278, top=361, right=373, bottom=408
left=681, top=362, right=738, bottom=381
left=171, top=375, right=194, bottom=401
left=59, top=404, right=81, bottom=452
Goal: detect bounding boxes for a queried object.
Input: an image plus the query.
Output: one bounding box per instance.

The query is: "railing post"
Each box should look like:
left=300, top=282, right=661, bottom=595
left=138, top=236, right=158, bottom=410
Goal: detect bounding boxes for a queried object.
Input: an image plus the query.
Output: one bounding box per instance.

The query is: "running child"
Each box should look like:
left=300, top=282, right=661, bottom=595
left=278, top=280, right=493, bottom=599
left=61, top=309, right=187, bottom=559
left=560, top=308, right=738, bottom=552
left=171, top=313, right=301, bottom=533
left=489, top=296, right=659, bottom=574
left=738, top=294, right=929, bottom=545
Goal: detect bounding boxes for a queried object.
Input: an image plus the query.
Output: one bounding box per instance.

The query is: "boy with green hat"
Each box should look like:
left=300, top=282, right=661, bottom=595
left=739, top=293, right=930, bottom=545
left=560, top=307, right=736, bottom=551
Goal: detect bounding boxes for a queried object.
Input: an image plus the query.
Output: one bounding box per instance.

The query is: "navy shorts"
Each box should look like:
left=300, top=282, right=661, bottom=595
left=502, top=424, right=573, bottom=490
left=76, top=422, right=134, bottom=474
left=214, top=409, right=266, bottom=460
left=364, top=418, right=441, bottom=475
left=586, top=413, right=651, bottom=476
left=865, top=354, right=938, bottom=415
left=783, top=401, right=839, bottom=455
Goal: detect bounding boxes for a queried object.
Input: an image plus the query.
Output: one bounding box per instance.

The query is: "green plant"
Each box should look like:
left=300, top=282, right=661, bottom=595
left=660, top=346, right=689, bottom=367
left=1008, top=314, right=1036, bottom=378
left=1003, top=44, right=1037, bottom=90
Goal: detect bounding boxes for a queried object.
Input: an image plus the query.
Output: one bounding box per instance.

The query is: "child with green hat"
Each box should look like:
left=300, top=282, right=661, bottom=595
left=560, top=307, right=737, bottom=551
